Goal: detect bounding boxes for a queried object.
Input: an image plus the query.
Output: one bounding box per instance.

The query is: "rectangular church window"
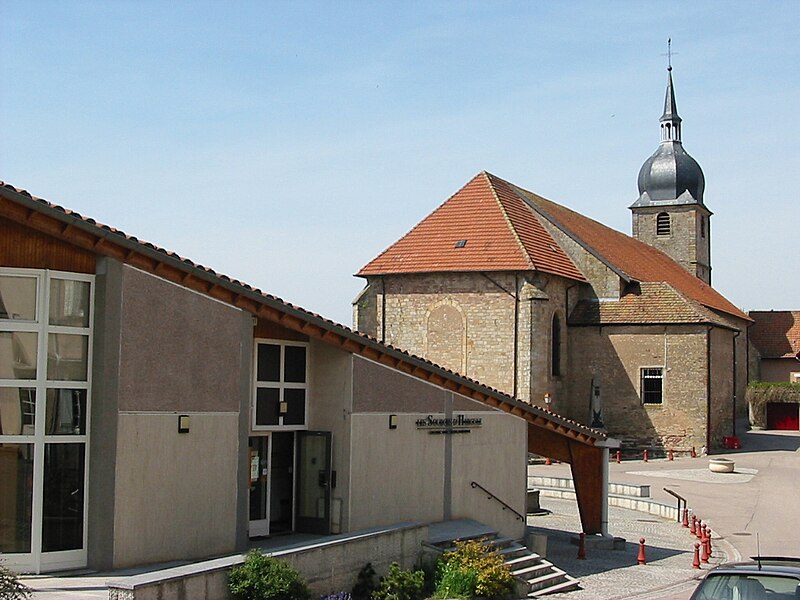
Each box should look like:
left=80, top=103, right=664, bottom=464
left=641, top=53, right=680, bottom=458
left=640, top=368, right=664, bottom=405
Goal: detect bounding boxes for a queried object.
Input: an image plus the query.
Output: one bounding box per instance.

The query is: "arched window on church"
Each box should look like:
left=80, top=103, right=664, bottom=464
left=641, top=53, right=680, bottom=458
left=551, top=313, right=562, bottom=377
left=656, top=212, right=671, bottom=236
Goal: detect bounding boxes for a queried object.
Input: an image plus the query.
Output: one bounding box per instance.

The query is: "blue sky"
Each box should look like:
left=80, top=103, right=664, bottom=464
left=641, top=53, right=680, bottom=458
left=2, top=1, right=798, bottom=325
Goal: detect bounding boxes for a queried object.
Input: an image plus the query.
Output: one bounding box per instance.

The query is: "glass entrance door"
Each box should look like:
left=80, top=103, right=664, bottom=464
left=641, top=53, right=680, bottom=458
left=295, top=431, right=331, bottom=534
left=248, top=436, right=270, bottom=537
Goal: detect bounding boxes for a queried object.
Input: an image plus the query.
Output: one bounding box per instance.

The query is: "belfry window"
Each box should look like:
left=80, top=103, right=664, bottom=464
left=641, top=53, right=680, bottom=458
left=700, top=216, right=706, bottom=238
left=656, top=212, right=671, bottom=236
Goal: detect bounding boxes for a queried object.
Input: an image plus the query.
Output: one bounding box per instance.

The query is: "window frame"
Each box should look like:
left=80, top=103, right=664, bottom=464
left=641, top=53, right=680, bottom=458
left=640, top=366, right=664, bottom=406
left=0, top=267, right=94, bottom=573
left=251, top=338, right=310, bottom=431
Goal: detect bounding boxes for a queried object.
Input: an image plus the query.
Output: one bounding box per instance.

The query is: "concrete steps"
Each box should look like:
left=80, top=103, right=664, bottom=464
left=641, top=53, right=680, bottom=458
left=528, top=475, right=680, bottom=521
left=425, top=521, right=580, bottom=597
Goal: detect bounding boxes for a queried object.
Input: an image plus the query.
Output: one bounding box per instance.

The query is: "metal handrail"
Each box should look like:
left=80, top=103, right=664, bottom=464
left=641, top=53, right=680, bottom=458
left=470, top=481, right=525, bottom=522
left=663, top=487, right=686, bottom=523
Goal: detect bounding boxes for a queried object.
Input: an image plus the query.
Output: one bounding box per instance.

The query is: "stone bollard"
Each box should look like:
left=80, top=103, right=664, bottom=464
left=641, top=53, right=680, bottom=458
left=668, top=448, right=674, bottom=461
left=691, top=446, right=697, bottom=458
left=693, top=542, right=701, bottom=569
left=690, top=514, right=697, bottom=535
left=577, top=532, right=586, bottom=560
left=637, top=538, right=647, bottom=565
left=701, top=529, right=710, bottom=564
left=696, top=519, right=703, bottom=540
left=643, top=449, right=649, bottom=462
left=545, top=457, right=551, bottom=465
left=616, top=450, right=621, bottom=464
left=682, top=507, right=689, bottom=528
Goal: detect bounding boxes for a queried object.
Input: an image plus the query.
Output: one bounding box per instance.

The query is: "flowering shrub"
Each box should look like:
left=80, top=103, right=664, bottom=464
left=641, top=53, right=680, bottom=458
left=434, top=539, right=514, bottom=599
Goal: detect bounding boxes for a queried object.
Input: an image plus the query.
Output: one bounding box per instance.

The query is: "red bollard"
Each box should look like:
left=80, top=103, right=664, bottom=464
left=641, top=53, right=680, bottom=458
left=545, top=457, right=552, bottom=465
left=577, top=532, right=586, bottom=560
left=643, top=449, right=649, bottom=462
left=616, top=450, right=621, bottom=464
left=668, top=448, right=674, bottom=461
left=701, top=529, right=709, bottom=563
left=682, top=507, right=689, bottom=528
left=707, top=529, right=713, bottom=554
left=696, top=519, right=703, bottom=539
left=693, top=542, right=701, bottom=569
left=637, top=538, right=647, bottom=565
left=690, top=514, right=697, bottom=535
left=691, top=446, right=697, bottom=458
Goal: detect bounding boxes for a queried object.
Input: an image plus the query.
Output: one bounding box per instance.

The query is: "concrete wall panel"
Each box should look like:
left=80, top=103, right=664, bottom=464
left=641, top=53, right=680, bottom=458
left=113, top=413, right=240, bottom=568
left=118, top=265, right=245, bottom=413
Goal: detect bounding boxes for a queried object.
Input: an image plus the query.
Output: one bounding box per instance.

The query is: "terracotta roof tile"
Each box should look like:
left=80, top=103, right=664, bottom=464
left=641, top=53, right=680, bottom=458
left=358, top=172, right=585, bottom=281
left=513, top=185, right=749, bottom=321
left=570, top=281, right=734, bottom=327
left=749, top=311, right=800, bottom=358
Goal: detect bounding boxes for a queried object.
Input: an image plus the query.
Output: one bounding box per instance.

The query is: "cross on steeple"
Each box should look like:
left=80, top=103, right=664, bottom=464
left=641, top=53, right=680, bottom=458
left=662, top=38, right=678, bottom=72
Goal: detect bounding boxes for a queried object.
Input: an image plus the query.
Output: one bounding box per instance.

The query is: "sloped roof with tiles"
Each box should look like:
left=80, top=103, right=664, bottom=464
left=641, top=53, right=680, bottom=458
left=570, top=282, right=737, bottom=328
left=0, top=180, right=605, bottom=446
left=357, top=171, right=586, bottom=282
left=514, top=187, right=748, bottom=321
left=749, top=311, right=800, bottom=359
left=359, top=171, right=748, bottom=322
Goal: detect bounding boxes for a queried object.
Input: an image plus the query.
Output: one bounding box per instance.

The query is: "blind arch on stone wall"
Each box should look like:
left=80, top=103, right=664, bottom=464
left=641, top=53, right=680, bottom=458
left=425, top=300, right=466, bottom=374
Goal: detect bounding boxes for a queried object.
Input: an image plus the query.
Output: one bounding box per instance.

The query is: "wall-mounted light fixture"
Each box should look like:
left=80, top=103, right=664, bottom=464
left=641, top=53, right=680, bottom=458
left=544, top=393, right=552, bottom=410
left=178, top=414, right=190, bottom=434
left=389, top=414, right=398, bottom=430
left=279, top=402, right=288, bottom=415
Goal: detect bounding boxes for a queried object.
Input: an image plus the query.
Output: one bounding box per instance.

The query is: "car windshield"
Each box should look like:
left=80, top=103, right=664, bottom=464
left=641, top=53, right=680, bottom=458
left=694, top=573, right=800, bottom=599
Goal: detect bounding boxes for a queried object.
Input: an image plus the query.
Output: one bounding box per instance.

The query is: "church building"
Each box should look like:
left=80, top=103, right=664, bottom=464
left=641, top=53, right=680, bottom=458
left=354, top=67, right=750, bottom=452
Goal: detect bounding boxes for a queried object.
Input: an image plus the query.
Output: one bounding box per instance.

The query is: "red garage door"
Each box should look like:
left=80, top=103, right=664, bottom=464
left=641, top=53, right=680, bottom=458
left=766, top=403, right=800, bottom=430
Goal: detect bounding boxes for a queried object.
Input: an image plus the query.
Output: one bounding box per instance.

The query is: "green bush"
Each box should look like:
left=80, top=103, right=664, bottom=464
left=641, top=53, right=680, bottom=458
left=434, top=539, right=514, bottom=599
left=371, top=562, right=426, bottom=600
left=0, top=563, right=32, bottom=600
left=228, top=550, right=311, bottom=600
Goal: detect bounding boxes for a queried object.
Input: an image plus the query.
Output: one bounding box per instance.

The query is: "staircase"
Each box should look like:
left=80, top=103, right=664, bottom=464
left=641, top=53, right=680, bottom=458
left=425, top=520, right=580, bottom=597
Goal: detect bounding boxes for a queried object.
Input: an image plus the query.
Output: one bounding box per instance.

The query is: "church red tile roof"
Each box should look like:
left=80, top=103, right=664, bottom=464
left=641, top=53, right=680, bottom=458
left=358, top=171, right=749, bottom=322
left=569, top=282, right=737, bottom=328
left=357, top=172, right=586, bottom=282
left=749, top=311, right=800, bottom=359
left=515, top=185, right=749, bottom=321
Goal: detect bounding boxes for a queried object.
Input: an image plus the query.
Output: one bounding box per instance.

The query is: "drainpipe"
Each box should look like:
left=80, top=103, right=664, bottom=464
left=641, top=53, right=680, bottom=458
left=706, top=326, right=713, bottom=450
left=380, top=277, right=386, bottom=343
left=732, top=330, right=741, bottom=437
left=513, top=274, right=519, bottom=399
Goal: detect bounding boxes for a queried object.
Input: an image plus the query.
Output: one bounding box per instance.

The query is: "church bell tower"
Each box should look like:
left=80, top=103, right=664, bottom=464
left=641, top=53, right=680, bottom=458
left=630, top=63, right=712, bottom=284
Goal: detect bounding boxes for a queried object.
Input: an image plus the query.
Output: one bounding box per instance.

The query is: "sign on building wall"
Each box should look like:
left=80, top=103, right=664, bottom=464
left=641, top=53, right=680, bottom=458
left=415, top=414, right=482, bottom=434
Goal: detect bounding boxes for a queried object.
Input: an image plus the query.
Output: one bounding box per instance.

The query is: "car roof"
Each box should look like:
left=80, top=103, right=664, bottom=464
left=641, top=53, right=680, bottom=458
left=706, top=558, right=800, bottom=577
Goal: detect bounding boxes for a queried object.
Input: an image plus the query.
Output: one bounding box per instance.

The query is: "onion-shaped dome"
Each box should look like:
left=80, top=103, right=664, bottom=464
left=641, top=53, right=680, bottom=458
left=632, top=68, right=706, bottom=207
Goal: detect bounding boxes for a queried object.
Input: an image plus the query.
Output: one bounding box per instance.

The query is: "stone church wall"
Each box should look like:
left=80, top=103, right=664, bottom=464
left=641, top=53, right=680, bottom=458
left=353, top=272, right=576, bottom=405
left=565, top=324, right=708, bottom=451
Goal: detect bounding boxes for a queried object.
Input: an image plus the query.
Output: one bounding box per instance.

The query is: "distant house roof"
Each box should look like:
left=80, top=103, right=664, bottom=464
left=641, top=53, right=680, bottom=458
left=749, top=311, right=800, bottom=359
left=358, top=171, right=749, bottom=323
left=357, top=171, right=586, bottom=282
left=0, top=179, right=605, bottom=446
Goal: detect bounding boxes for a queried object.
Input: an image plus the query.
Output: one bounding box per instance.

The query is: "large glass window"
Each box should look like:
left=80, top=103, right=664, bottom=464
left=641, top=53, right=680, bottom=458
left=0, top=443, right=34, bottom=553
left=0, top=275, right=38, bottom=321
left=0, top=269, right=92, bottom=573
left=253, top=341, right=308, bottom=429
